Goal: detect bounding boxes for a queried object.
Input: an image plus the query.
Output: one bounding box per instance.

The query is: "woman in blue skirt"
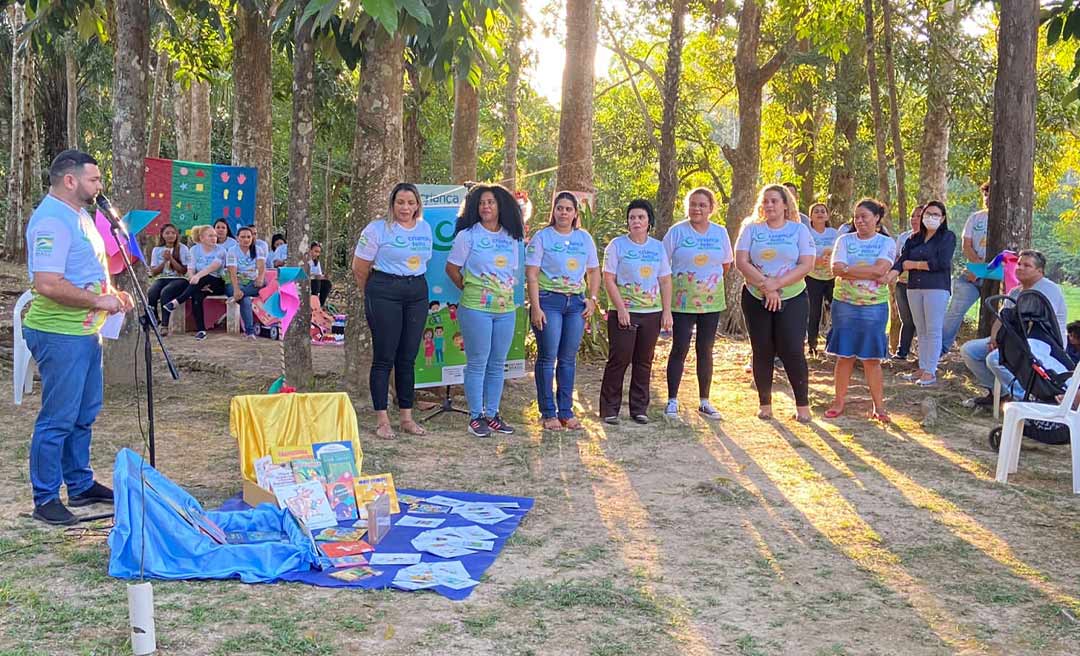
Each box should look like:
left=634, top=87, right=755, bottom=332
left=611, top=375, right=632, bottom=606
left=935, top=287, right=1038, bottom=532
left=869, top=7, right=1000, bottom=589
left=825, top=198, right=897, bottom=422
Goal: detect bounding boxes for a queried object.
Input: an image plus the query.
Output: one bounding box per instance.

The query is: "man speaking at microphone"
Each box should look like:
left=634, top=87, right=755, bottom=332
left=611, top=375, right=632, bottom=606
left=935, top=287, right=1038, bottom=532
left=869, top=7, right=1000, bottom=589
left=23, top=150, right=134, bottom=525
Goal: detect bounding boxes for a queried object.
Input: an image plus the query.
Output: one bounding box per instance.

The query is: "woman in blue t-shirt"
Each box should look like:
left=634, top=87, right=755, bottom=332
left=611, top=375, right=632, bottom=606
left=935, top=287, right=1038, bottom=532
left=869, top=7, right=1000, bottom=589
left=446, top=183, right=525, bottom=438
left=225, top=226, right=266, bottom=339
left=163, top=224, right=227, bottom=340
left=525, top=192, right=600, bottom=431
left=270, top=234, right=287, bottom=268
left=353, top=182, right=434, bottom=439
left=734, top=184, right=816, bottom=422
left=214, top=219, right=237, bottom=252
left=890, top=204, right=923, bottom=361
left=147, top=223, right=190, bottom=335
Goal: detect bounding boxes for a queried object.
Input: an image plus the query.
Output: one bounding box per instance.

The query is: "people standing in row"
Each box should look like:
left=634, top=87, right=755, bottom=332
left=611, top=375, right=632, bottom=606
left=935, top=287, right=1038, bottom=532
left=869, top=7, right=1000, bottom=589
left=735, top=185, right=815, bottom=423
left=663, top=188, right=732, bottom=420
left=885, top=201, right=956, bottom=386
left=309, top=242, right=332, bottom=308
left=525, top=192, right=600, bottom=432
left=163, top=225, right=228, bottom=340
left=147, top=223, right=190, bottom=336
left=214, top=219, right=237, bottom=252
left=890, top=205, right=922, bottom=362
left=805, top=202, right=837, bottom=357
left=600, top=200, right=673, bottom=425
left=941, top=181, right=990, bottom=354
left=446, top=184, right=525, bottom=438
left=353, top=183, right=434, bottom=439
left=225, top=226, right=266, bottom=340
left=824, top=198, right=896, bottom=422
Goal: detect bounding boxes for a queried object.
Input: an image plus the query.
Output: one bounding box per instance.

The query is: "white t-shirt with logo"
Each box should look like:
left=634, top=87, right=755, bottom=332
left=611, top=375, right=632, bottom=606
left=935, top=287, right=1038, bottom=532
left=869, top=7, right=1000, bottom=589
left=962, top=209, right=989, bottom=260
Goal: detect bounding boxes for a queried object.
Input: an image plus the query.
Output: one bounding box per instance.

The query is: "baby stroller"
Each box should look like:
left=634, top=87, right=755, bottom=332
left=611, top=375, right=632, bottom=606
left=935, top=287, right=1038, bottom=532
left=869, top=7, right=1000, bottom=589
left=986, top=289, right=1077, bottom=450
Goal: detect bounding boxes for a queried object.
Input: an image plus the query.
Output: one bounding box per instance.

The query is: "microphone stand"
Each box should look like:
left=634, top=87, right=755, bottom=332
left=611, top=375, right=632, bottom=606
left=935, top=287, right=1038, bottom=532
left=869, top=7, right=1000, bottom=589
left=107, top=220, right=179, bottom=468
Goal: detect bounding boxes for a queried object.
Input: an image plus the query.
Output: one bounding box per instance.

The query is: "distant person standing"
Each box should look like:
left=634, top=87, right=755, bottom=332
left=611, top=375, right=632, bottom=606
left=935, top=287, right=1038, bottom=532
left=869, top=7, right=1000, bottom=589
left=23, top=150, right=134, bottom=525
left=783, top=182, right=812, bottom=228
left=805, top=202, right=838, bottom=356
left=890, top=205, right=923, bottom=362
left=941, top=181, right=990, bottom=354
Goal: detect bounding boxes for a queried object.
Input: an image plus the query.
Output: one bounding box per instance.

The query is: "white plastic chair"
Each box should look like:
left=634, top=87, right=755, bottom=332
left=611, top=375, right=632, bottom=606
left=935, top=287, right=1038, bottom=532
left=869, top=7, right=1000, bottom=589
left=995, top=372, right=1080, bottom=493
left=13, top=290, right=34, bottom=405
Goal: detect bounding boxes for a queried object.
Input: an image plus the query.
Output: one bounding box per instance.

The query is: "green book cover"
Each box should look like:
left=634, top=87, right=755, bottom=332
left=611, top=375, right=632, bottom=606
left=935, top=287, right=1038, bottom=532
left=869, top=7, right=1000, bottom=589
left=291, top=458, right=326, bottom=485
left=319, top=449, right=358, bottom=481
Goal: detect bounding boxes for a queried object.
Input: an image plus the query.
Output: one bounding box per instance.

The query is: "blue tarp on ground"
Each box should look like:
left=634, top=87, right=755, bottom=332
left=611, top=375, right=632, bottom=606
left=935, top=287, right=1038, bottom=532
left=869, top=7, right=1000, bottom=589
left=217, top=488, right=534, bottom=601
left=108, top=449, right=320, bottom=583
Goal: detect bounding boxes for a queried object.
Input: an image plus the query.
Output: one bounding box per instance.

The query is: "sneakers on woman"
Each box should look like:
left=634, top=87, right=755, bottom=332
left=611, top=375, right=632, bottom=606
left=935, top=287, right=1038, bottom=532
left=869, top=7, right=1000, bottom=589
left=487, top=414, right=515, bottom=434
left=698, top=401, right=723, bottom=420
left=468, top=416, right=492, bottom=437
left=664, top=399, right=679, bottom=418
left=194, top=331, right=207, bottom=341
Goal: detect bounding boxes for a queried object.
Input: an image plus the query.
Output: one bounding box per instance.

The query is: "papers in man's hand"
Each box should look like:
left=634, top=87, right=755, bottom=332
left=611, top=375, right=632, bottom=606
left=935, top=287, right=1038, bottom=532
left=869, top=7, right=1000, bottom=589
left=392, top=561, right=479, bottom=591
left=100, top=311, right=125, bottom=339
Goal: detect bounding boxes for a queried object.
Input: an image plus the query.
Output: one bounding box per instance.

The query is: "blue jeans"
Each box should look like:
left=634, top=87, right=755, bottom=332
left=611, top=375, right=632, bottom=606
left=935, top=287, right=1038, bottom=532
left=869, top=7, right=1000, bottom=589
left=961, top=337, right=1023, bottom=398
left=532, top=292, right=586, bottom=419
left=225, top=281, right=262, bottom=335
left=459, top=306, right=516, bottom=418
left=906, top=288, right=949, bottom=376
left=23, top=328, right=101, bottom=506
left=941, top=277, right=981, bottom=354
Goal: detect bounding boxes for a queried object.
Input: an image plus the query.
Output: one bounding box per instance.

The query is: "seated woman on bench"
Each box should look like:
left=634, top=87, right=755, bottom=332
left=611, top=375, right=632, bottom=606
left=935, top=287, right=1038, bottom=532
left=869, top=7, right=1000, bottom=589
left=163, top=225, right=227, bottom=340
left=226, top=226, right=266, bottom=340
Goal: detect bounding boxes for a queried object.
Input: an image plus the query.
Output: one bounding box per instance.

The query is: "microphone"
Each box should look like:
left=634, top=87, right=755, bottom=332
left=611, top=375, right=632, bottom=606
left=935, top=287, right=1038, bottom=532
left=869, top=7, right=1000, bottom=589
left=96, top=194, right=128, bottom=237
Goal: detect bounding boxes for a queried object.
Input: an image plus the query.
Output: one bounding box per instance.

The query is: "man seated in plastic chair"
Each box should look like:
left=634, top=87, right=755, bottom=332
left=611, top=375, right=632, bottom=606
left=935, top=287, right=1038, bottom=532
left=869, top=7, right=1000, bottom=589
left=960, top=250, right=1069, bottom=409
left=22, top=150, right=135, bottom=526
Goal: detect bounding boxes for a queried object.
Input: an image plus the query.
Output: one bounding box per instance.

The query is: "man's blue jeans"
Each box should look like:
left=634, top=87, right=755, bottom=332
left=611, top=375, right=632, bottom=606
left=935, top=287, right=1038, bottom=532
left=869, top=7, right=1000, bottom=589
left=961, top=337, right=1023, bottom=398
left=532, top=292, right=586, bottom=420
left=225, top=281, right=261, bottom=336
left=23, top=327, right=101, bottom=506
left=459, top=306, right=516, bottom=419
left=941, top=277, right=982, bottom=354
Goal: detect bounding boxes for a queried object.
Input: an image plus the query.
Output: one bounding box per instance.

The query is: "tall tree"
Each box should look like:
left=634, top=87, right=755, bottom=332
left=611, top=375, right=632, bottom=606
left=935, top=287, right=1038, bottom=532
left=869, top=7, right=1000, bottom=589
left=285, top=13, right=315, bottom=388
left=863, top=0, right=890, bottom=206
left=232, top=2, right=275, bottom=237
left=917, top=0, right=955, bottom=202
left=403, top=60, right=429, bottom=183
left=501, top=11, right=522, bottom=189
left=656, top=0, right=687, bottom=233
left=64, top=43, right=77, bottom=147
left=146, top=52, right=170, bottom=158
left=555, top=0, right=596, bottom=192
left=5, top=4, right=35, bottom=261
left=103, top=0, right=150, bottom=384
left=826, top=34, right=864, bottom=226
left=881, top=0, right=906, bottom=225
left=980, top=0, right=1037, bottom=334
left=450, top=73, right=479, bottom=183
left=343, top=25, right=405, bottom=397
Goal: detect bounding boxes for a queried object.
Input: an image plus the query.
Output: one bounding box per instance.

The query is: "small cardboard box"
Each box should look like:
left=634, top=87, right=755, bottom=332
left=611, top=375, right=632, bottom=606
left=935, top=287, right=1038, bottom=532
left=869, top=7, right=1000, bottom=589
left=242, top=479, right=278, bottom=508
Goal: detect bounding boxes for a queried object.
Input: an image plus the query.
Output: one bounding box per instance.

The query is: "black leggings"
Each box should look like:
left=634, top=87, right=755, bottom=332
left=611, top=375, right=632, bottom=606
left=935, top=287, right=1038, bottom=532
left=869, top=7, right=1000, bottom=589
left=805, top=277, right=835, bottom=351
left=171, top=275, right=226, bottom=332
left=148, top=277, right=187, bottom=326
left=311, top=279, right=332, bottom=308
left=364, top=271, right=428, bottom=411
left=741, top=286, right=810, bottom=407
left=666, top=311, right=721, bottom=400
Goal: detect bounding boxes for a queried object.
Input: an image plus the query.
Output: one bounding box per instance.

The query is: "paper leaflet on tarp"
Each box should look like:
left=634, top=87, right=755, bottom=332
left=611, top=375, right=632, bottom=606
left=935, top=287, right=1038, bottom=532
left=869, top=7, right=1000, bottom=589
left=108, top=448, right=319, bottom=583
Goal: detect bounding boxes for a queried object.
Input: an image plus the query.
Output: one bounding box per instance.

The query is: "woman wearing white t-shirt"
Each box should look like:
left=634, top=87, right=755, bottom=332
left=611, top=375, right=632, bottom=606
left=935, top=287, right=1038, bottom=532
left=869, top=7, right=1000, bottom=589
left=308, top=242, right=332, bottom=307
left=147, top=223, right=190, bottom=335
left=734, top=184, right=815, bottom=422
left=163, top=225, right=227, bottom=340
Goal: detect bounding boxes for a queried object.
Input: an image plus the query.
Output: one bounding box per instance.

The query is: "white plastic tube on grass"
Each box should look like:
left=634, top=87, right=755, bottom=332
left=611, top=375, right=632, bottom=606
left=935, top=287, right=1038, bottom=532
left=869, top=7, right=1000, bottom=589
left=127, top=582, right=156, bottom=655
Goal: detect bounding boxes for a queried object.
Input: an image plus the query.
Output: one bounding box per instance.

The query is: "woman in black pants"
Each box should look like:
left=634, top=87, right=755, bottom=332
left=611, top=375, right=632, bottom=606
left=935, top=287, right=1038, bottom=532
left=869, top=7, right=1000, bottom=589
left=734, top=184, right=816, bottom=422
left=805, top=203, right=838, bottom=356
left=147, top=223, right=190, bottom=335
left=163, top=225, right=227, bottom=340
left=308, top=242, right=332, bottom=307
left=352, top=183, right=433, bottom=439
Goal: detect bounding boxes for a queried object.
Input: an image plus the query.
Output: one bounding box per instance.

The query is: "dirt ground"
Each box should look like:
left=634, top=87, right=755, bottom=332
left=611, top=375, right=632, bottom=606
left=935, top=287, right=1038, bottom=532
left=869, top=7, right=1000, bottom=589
left=2, top=259, right=1080, bottom=656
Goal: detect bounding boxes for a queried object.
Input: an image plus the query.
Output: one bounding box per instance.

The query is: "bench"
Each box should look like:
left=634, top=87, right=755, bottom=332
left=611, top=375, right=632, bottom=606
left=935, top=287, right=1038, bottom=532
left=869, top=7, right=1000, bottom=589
left=169, top=296, right=241, bottom=335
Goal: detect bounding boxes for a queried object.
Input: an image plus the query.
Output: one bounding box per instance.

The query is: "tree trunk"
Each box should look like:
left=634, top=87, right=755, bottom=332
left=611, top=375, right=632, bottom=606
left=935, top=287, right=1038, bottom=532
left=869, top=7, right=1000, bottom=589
left=176, top=79, right=211, bottom=162
left=5, top=4, right=34, bottom=261
left=39, top=50, right=67, bottom=164
left=864, top=0, right=890, bottom=206
left=979, top=0, right=1037, bottom=335
left=881, top=0, right=906, bottom=227
left=450, top=77, right=479, bottom=184
left=103, top=0, right=149, bottom=386
left=232, top=4, right=274, bottom=236
left=827, top=35, right=864, bottom=227
left=917, top=0, right=954, bottom=203
left=555, top=0, right=596, bottom=192
left=343, top=27, right=404, bottom=398
left=64, top=45, right=78, bottom=148
left=146, top=53, right=170, bottom=158
left=656, top=0, right=687, bottom=234
left=720, top=0, right=787, bottom=333
left=790, top=55, right=818, bottom=210
left=285, top=14, right=315, bottom=389
left=403, top=62, right=427, bottom=183
left=501, top=19, right=522, bottom=190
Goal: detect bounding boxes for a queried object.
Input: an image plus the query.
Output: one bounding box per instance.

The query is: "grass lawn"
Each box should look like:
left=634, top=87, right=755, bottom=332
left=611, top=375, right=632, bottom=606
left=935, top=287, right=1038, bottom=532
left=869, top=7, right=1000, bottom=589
left=964, top=281, right=1080, bottom=324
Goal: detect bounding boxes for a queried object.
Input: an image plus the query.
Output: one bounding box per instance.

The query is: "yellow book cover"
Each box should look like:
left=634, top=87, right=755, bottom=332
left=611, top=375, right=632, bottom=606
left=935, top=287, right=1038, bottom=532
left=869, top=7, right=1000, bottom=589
left=354, top=473, right=400, bottom=515
left=271, top=444, right=314, bottom=464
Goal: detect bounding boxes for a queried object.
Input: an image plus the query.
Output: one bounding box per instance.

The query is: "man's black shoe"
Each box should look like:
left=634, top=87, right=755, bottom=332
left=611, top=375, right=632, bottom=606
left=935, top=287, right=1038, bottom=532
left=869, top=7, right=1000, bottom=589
left=68, top=481, right=114, bottom=507
left=32, top=499, right=78, bottom=526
